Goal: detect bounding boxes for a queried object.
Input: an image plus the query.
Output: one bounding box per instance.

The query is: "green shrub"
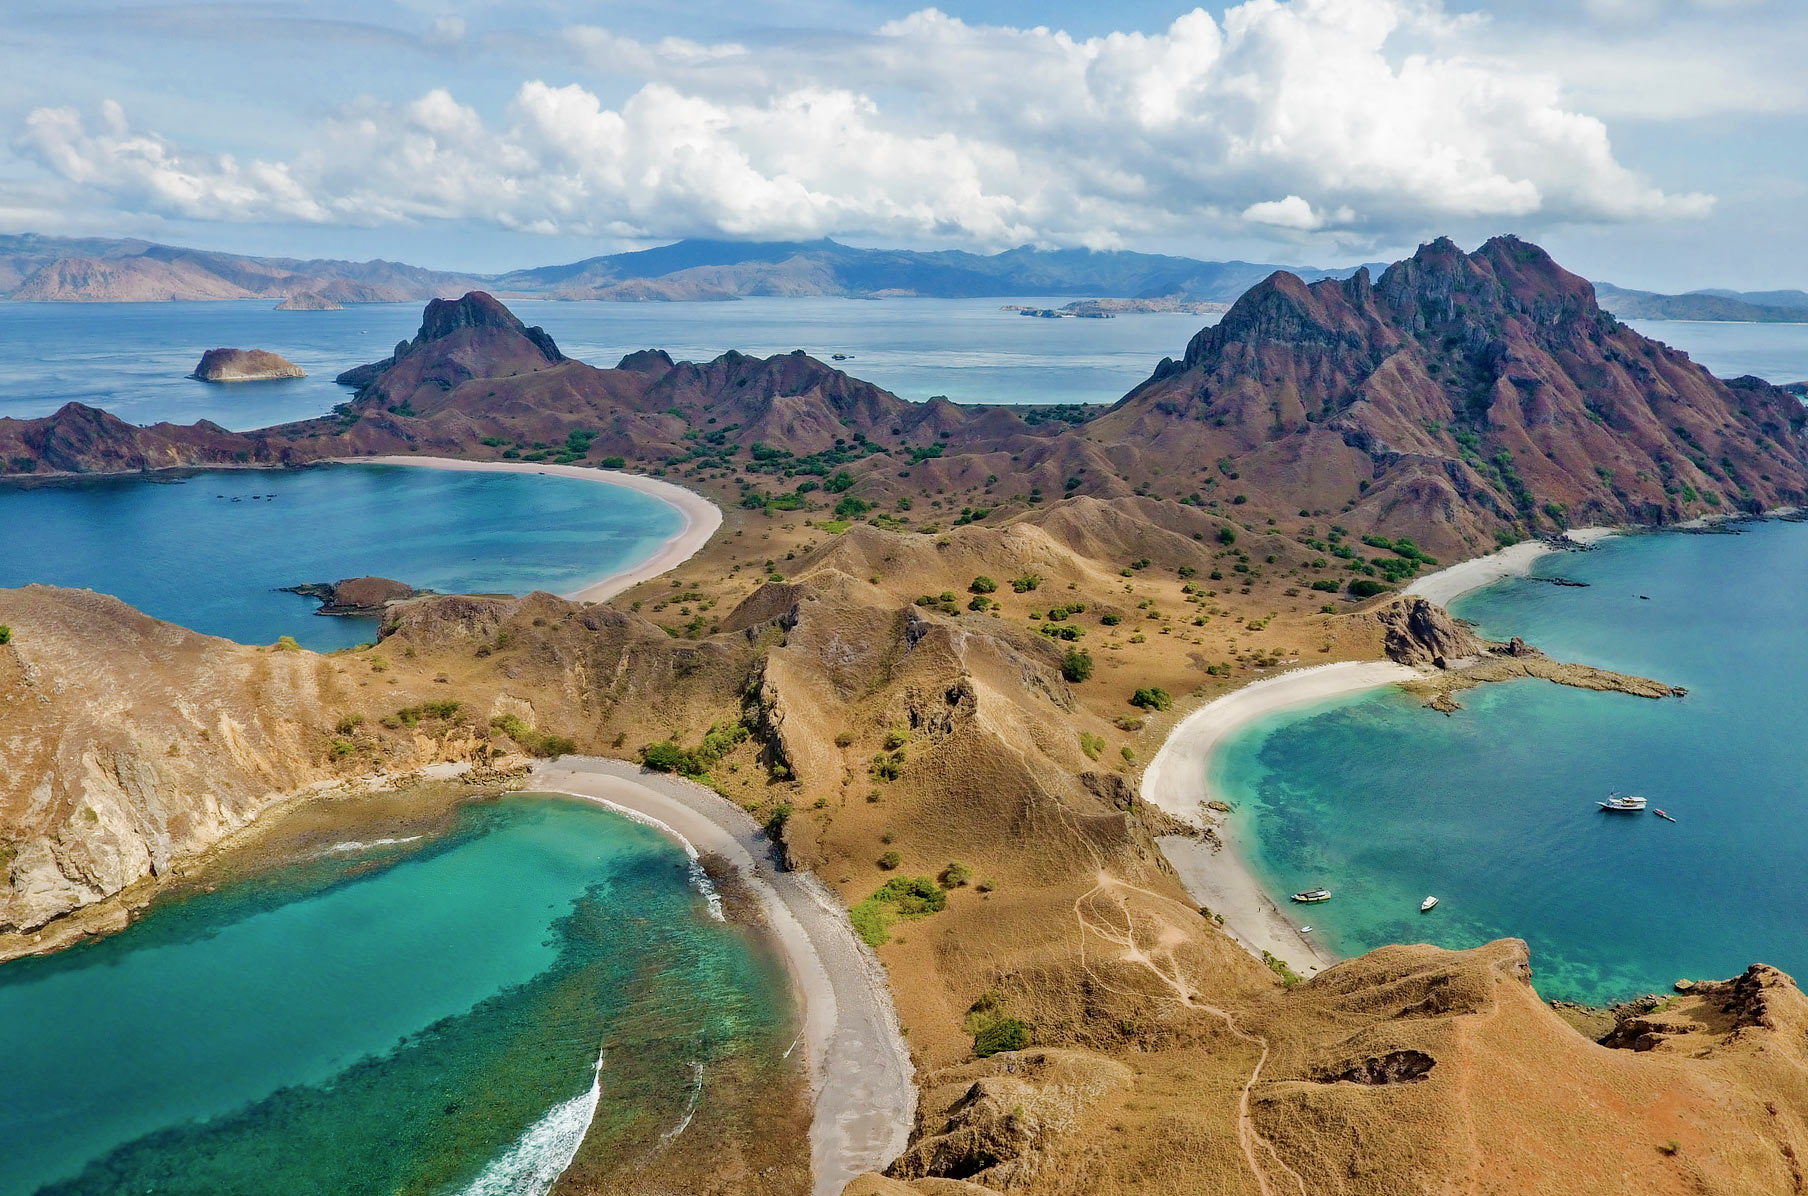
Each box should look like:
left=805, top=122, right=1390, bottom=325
left=491, top=714, right=575, bottom=758
left=1079, top=731, right=1105, bottom=759
left=275, top=635, right=301, bottom=652
left=1217, top=527, right=1237, bottom=545
left=1262, top=950, right=1303, bottom=988
left=973, top=1016, right=1029, bottom=1058
left=967, top=594, right=993, bottom=612
left=1061, top=648, right=1093, bottom=683
left=849, top=875, right=947, bottom=946
left=833, top=494, right=871, bottom=519
left=1347, top=578, right=1391, bottom=598
left=642, top=739, right=702, bottom=774
left=940, top=860, right=973, bottom=888
left=969, top=575, right=998, bottom=594
left=599, top=456, right=626, bottom=469
left=334, top=714, right=363, bottom=736
left=879, top=850, right=902, bottom=870
left=1010, top=574, right=1042, bottom=593
left=329, top=737, right=356, bottom=760
left=765, top=802, right=792, bottom=840
left=1099, top=613, right=1121, bottom=626
left=1129, top=687, right=1172, bottom=711
left=0, top=625, right=11, bottom=645
left=882, top=728, right=910, bottom=751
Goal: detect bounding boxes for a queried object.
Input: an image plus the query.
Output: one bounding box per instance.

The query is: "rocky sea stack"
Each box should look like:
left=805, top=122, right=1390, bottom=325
left=190, top=348, right=306, bottom=382
left=280, top=576, right=423, bottom=616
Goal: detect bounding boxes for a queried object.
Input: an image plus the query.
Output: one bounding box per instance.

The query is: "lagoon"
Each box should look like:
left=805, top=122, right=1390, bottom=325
left=0, top=795, right=795, bottom=1196
left=0, top=464, right=683, bottom=650
left=1210, top=520, right=1808, bottom=1004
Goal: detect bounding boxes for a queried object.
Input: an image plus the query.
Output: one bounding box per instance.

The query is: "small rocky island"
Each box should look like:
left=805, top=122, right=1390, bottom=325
left=190, top=348, right=306, bottom=382
left=281, top=576, right=425, bottom=616
left=274, top=293, right=343, bottom=311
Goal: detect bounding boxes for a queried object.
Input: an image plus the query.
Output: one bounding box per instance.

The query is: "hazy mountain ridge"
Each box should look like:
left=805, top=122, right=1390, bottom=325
left=0, top=233, right=1369, bottom=304
left=1595, top=280, right=1808, bottom=323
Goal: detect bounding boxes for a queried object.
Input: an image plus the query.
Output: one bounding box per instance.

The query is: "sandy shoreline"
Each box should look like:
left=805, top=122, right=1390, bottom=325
left=1405, top=526, right=1618, bottom=607
left=530, top=757, right=914, bottom=1196
left=1143, top=528, right=1627, bottom=976
left=1143, top=663, right=1421, bottom=974
left=344, top=456, right=723, bottom=603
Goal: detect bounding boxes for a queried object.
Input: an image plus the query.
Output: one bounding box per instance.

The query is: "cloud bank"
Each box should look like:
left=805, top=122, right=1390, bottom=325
left=14, top=0, right=1711, bottom=250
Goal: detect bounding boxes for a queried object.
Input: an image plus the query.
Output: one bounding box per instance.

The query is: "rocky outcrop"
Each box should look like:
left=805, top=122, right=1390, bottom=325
left=1377, top=596, right=1487, bottom=667
left=281, top=576, right=422, bottom=616
left=274, top=292, right=343, bottom=311
left=334, top=291, right=562, bottom=400
left=190, top=348, right=305, bottom=382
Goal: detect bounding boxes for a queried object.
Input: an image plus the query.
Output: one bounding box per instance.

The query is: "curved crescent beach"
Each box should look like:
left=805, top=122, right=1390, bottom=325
left=345, top=456, right=724, bottom=603
left=530, top=758, right=915, bottom=1196
left=344, top=460, right=910, bottom=1189
left=1143, top=527, right=1619, bottom=975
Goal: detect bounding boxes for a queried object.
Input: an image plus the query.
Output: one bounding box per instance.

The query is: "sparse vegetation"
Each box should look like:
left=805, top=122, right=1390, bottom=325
left=1262, top=950, right=1303, bottom=988
left=1129, top=686, right=1172, bottom=711
left=491, top=714, right=576, bottom=758
left=849, top=875, right=947, bottom=946
left=1061, top=648, right=1093, bottom=683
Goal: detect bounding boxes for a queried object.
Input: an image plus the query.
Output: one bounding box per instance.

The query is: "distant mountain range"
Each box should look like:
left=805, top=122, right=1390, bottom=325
left=0, top=233, right=1368, bottom=305
left=2, top=232, right=1801, bottom=322
left=1594, top=281, right=1808, bottom=323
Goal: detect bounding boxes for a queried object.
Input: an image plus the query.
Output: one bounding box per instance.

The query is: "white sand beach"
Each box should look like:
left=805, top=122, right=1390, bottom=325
left=345, top=456, right=723, bottom=603
left=530, top=757, right=914, bottom=1196
left=1142, top=662, right=1422, bottom=974
left=1406, top=527, right=1618, bottom=607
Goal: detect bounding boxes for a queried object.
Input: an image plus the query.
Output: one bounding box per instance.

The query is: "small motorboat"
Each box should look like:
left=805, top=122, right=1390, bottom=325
left=1598, top=792, right=1648, bottom=813
left=1654, top=809, right=1677, bottom=823
left=1291, top=888, right=1331, bottom=904
left=1420, top=896, right=1439, bottom=912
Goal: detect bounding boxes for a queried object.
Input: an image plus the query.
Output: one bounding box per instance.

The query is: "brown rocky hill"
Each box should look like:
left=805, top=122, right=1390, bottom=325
left=0, top=403, right=258, bottom=476
left=1089, top=235, right=1808, bottom=557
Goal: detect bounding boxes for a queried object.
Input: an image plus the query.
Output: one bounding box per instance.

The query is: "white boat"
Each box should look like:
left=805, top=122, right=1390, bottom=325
left=1290, top=888, right=1331, bottom=904
left=1420, top=896, right=1438, bottom=912
left=1598, top=792, right=1648, bottom=813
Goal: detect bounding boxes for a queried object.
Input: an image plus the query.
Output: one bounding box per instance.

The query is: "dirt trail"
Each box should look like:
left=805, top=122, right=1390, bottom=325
left=1073, top=873, right=1306, bottom=1196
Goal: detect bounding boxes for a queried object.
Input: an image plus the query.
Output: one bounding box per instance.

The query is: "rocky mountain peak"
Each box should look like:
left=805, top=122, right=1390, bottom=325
left=408, top=291, right=563, bottom=363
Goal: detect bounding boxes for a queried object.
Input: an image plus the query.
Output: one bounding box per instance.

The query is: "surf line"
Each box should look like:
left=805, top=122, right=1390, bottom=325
left=455, top=1044, right=607, bottom=1196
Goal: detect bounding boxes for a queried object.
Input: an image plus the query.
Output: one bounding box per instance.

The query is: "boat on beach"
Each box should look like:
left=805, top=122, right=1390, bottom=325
left=1598, top=792, right=1648, bottom=813
left=1420, top=896, right=1439, bottom=912
left=1291, top=888, right=1331, bottom=903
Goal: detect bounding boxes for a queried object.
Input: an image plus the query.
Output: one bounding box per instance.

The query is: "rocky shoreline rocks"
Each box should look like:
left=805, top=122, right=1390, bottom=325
left=280, top=576, right=424, bottom=616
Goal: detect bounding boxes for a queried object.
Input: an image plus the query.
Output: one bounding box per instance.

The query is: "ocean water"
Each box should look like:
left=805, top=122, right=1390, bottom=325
left=0, top=296, right=1208, bottom=427
left=0, top=796, right=796, bottom=1196
left=1210, top=519, right=1808, bottom=1004
left=1623, top=317, right=1808, bottom=384
left=0, top=464, right=682, bottom=650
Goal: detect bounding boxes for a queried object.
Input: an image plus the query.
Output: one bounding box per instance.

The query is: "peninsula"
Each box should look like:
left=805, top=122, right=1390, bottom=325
left=7, top=235, right=1808, bottom=1196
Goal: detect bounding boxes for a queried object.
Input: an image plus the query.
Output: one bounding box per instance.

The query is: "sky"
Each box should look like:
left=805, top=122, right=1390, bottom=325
left=1, top=0, right=1803, bottom=291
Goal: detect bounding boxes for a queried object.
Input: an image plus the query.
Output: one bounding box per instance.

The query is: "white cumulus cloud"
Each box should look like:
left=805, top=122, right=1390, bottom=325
left=13, top=0, right=1712, bottom=249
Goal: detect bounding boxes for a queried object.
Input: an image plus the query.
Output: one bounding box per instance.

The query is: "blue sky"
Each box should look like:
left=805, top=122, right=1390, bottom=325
left=2, top=0, right=1803, bottom=290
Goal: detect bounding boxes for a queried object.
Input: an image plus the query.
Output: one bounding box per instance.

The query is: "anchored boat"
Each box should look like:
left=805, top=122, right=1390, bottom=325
left=1420, top=896, right=1439, bottom=912
left=1291, top=888, right=1331, bottom=904
left=1598, top=792, right=1647, bottom=813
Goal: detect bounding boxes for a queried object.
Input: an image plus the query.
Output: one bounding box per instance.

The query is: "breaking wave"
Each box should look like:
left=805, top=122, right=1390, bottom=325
left=456, top=1046, right=605, bottom=1196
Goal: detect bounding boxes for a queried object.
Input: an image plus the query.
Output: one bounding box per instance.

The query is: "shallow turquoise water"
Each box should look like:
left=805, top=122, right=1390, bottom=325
left=1210, top=520, right=1808, bottom=1003
left=0, top=796, right=794, bottom=1196
left=0, top=464, right=681, bottom=650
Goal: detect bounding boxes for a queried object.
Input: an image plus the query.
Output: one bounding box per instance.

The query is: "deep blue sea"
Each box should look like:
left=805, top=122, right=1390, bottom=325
left=0, top=796, right=795, bottom=1196
left=0, top=465, right=681, bottom=650
left=1211, top=520, right=1808, bottom=1004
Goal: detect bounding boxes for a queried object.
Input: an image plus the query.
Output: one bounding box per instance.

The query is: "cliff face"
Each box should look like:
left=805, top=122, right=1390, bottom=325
left=1092, top=236, right=1808, bottom=557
